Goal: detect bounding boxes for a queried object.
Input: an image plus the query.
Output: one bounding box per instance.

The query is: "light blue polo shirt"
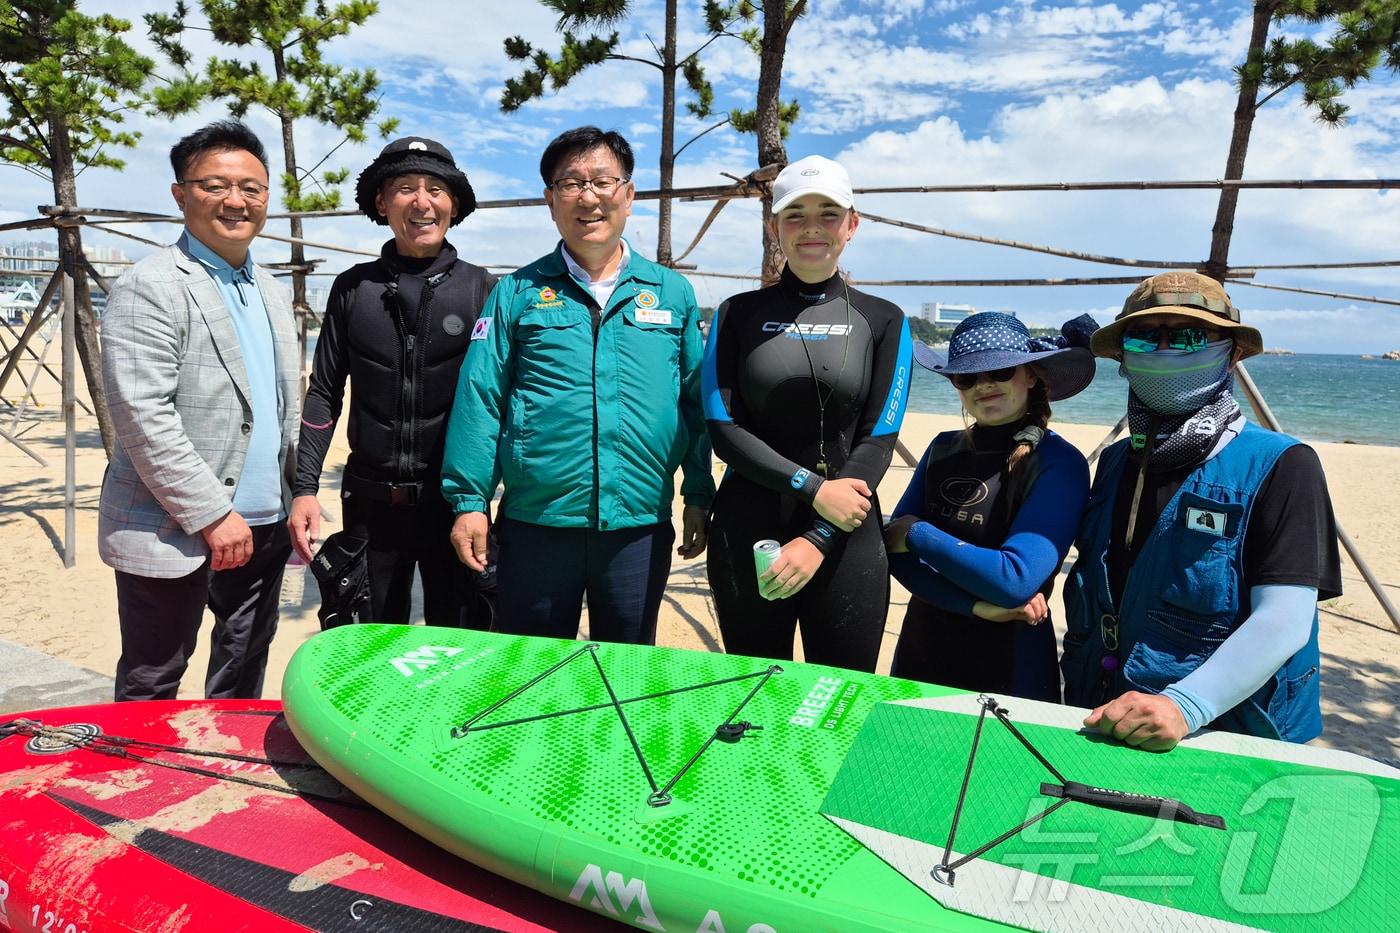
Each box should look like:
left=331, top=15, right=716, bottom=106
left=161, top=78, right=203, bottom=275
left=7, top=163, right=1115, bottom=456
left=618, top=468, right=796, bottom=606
left=182, top=232, right=283, bottom=525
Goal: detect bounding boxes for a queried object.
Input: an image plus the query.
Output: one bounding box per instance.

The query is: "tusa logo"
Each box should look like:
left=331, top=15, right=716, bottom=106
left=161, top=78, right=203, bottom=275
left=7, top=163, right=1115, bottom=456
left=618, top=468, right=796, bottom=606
left=939, top=476, right=989, bottom=507
left=390, top=645, right=465, bottom=677
left=569, top=864, right=663, bottom=930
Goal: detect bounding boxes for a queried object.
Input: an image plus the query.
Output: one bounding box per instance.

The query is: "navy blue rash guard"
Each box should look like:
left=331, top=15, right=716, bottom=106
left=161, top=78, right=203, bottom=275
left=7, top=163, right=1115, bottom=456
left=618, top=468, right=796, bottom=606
left=887, top=422, right=1087, bottom=698
left=702, top=266, right=913, bottom=555
left=888, top=426, right=1088, bottom=612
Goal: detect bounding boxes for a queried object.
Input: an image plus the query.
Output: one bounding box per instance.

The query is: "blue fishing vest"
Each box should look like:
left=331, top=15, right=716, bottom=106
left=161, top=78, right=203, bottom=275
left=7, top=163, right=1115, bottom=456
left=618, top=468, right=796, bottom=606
left=1061, top=423, right=1322, bottom=742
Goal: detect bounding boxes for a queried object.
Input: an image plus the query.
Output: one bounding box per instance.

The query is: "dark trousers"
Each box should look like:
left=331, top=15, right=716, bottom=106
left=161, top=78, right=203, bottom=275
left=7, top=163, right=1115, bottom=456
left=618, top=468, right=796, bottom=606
left=706, top=480, right=889, bottom=673
left=341, top=487, right=490, bottom=629
left=114, top=520, right=291, bottom=702
left=892, top=598, right=1062, bottom=702
left=495, top=517, right=675, bottom=644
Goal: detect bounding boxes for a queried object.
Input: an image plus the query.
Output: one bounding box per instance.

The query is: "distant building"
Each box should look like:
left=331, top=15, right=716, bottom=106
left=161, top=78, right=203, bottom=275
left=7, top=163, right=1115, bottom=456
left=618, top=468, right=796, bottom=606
left=0, top=239, right=131, bottom=318
left=917, top=302, right=1011, bottom=325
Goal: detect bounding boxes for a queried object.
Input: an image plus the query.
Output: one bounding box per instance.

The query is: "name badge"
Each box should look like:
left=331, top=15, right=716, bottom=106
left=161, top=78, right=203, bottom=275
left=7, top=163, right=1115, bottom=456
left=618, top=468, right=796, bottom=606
left=635, top=307, right=672, bottom=325
left=1185, top=506, right=1226, bottom=536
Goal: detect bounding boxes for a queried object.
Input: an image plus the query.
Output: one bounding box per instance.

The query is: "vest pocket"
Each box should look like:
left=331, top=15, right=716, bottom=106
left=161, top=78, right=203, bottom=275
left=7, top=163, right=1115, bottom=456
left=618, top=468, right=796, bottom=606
left=1158, top=494, right=1244, bottom=618
left=1121, top=608, right=1229, bottom=693
left=1265, top=664, right=1320, bottom=742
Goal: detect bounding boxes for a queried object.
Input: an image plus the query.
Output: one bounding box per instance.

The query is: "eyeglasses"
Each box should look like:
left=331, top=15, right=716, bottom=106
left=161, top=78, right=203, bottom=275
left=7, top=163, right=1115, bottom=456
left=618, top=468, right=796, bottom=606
left=180, top=177, right=271, bottom=203
left=948, top=367, right=1018, bottom=390
left=1122, top=326, right=1212, bottom=354
left=549, top=176, right=629, bottom=198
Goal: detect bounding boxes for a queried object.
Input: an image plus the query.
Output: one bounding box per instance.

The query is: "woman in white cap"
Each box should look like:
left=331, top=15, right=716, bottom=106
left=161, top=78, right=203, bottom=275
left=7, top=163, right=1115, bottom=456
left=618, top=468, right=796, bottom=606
left=883, top=311, right=1096, bottom=699
left=701, top=156, right=913, bottom=671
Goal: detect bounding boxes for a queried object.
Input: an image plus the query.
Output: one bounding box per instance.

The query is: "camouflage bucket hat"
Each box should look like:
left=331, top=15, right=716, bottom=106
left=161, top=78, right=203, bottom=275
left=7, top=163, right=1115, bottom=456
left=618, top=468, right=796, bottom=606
left=1090, top=271, right=1263, bottom=361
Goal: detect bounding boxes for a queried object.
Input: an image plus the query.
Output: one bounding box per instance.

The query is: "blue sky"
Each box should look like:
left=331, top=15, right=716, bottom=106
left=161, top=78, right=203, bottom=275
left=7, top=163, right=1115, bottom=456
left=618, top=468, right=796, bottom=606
left=4, top=0, right=1399, bottom=352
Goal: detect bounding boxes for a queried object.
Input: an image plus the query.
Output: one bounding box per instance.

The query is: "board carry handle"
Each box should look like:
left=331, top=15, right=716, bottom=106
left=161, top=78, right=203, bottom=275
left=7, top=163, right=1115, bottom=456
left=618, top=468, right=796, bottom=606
left=1040, top=780, right=1226, bottom=829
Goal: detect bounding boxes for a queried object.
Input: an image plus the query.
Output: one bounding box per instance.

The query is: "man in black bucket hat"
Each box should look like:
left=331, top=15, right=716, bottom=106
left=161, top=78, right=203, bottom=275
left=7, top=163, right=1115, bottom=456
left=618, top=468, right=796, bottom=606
left=1060, top=271, right=1341, bottom=751
left=289, top=136, right=497, bottom=628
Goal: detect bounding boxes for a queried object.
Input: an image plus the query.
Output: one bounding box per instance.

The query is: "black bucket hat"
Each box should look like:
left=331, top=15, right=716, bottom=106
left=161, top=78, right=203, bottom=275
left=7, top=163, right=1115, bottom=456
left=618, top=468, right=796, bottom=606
left=355, top=136, right=477, bottom=227
left=912, top=311, right=1098, bottom=401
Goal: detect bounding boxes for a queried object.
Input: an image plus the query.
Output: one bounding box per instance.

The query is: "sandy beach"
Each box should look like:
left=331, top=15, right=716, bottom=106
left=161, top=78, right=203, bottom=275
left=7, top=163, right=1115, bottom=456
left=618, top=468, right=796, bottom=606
left=2, top=379, right=1397, bottom=763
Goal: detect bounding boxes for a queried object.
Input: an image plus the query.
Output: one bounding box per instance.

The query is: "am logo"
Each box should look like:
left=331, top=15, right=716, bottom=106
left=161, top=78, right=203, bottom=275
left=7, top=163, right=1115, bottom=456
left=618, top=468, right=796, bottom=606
left=569, top=864, right=663, bottom=929
left=569, top=863, right=779, bottom=932
left=389, top=645, right=464, bottom=677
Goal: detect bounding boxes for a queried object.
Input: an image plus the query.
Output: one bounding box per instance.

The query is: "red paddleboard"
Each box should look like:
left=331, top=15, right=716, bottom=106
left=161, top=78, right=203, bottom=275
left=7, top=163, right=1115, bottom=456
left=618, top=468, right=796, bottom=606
left=0, top=699, right=617, bottom=933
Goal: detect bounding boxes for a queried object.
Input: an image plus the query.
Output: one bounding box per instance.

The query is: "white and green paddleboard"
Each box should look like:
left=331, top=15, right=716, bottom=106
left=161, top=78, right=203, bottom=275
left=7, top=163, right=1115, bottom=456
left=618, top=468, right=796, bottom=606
left=282, top=625, right=1397, bottom=932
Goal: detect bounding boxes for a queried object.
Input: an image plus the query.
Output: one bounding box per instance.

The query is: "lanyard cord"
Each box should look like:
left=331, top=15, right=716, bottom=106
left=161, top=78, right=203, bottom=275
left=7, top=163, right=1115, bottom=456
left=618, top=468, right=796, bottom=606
left=1123, top=414, right=1160, bottom=554
left=792, top=278, right=854, bottom=477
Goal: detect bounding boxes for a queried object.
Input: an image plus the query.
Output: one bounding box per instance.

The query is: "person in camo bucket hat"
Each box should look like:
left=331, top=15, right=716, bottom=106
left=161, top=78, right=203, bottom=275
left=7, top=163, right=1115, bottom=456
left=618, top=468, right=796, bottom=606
left=1059, top=270, right=1342, bottom=753
left=1091, top=270, right=1262, bottom=360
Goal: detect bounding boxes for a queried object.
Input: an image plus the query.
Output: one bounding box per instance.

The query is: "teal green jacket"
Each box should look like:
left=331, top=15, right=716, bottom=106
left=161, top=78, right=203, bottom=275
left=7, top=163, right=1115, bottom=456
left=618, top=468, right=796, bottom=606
left=442, top=242, right=714, bottom=529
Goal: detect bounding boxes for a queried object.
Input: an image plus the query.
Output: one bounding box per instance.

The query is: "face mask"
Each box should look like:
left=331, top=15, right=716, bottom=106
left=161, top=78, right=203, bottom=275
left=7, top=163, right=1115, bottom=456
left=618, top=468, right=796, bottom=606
left=1119, top=339, right=1233, bottom=416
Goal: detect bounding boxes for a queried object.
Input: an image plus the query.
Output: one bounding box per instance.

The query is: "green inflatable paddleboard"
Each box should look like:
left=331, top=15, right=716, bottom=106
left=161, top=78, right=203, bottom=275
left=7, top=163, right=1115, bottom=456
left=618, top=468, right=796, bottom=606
left=282, top=625, right=1398, bottom=932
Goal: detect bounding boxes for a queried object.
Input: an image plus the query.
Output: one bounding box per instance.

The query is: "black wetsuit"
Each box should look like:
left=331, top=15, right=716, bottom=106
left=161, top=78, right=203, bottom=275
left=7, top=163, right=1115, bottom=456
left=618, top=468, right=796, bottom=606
left=701, top=267, right=912, bottom=671
left=296, top=240, right=496, bottom=627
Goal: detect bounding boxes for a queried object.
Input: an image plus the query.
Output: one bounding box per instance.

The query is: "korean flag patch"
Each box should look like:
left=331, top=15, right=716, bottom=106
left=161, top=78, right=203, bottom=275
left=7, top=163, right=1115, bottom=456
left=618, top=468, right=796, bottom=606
left=470, top=316, right=492, bottom=341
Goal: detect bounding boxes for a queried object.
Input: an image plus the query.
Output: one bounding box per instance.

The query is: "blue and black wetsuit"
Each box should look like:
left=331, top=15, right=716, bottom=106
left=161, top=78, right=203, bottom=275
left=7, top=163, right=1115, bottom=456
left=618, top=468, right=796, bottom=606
left=702, top=267, right=912, bottom=671
left=888, top=423, right=1089, bottom=699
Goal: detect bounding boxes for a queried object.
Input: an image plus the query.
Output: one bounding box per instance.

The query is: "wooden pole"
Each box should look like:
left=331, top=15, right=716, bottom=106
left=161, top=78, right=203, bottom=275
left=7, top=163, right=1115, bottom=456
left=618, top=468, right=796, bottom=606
left=1087, top=416, right=1129, bottom=465
left=1235, top=361, right=1400, bottom=633
left=61, top=262, right=77, bottom=568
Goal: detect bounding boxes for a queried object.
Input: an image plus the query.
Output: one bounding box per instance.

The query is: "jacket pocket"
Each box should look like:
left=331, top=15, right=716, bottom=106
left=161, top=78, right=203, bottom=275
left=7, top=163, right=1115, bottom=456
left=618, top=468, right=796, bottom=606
left=621, top=301, right=680, bottom=369
left=515, top=308, right=585, bottom=366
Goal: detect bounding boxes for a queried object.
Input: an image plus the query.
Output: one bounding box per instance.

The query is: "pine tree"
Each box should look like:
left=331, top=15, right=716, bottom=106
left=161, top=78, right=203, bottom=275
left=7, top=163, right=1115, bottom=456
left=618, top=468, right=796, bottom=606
left=503, top=0, right=794, bottom=266
left=1205, top=1, right=1400, bottom=280
left=732, top=0, right=804, bottom=282
left=0, top=0, right=163, bottom=454
left=147, top=0, right=399, bottom=316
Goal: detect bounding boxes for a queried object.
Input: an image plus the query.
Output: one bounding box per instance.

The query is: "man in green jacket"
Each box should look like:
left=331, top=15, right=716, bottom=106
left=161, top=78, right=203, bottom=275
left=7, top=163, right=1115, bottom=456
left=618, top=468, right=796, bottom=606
left=443, top=126, right=713, bottom=644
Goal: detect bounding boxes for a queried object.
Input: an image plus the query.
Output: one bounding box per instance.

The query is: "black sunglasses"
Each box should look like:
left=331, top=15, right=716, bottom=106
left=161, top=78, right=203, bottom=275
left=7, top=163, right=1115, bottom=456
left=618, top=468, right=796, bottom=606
left=947, top=367, right=1019, bottom=390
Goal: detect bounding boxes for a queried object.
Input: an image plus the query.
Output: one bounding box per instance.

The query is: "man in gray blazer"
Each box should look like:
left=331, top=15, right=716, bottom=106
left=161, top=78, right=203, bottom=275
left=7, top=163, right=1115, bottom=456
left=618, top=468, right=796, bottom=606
left=99, top=121, right=300, bottom=701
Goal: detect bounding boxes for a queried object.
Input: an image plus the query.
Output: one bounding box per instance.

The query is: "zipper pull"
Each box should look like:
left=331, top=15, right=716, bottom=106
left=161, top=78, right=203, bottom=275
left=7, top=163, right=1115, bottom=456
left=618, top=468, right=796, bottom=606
left=406, top=334, right=415, bottom=353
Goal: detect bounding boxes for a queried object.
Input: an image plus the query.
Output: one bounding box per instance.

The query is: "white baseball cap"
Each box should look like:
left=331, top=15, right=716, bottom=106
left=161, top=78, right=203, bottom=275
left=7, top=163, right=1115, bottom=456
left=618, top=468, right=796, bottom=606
left=770, top=156, right=854, bottom=213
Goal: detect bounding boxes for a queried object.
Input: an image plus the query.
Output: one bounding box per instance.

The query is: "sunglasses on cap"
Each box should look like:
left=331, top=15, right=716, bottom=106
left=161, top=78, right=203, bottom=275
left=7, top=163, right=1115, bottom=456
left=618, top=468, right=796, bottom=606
left=1122, top=326, right=1212, bottom=354
left=947, top=367, right=1019, bottom=390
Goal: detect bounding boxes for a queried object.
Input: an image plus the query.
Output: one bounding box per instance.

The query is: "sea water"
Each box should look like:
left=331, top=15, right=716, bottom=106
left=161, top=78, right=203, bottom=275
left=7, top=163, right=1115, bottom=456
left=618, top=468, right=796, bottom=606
left=307, top=334, right=1400, bottom=448
left=906, top=355, right=1400, bottom=447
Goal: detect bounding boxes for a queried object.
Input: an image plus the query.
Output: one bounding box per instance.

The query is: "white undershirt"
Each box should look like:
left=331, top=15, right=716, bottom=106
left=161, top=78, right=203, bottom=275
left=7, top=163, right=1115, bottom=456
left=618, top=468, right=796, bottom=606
left=562, top=239, right=631, bottom=309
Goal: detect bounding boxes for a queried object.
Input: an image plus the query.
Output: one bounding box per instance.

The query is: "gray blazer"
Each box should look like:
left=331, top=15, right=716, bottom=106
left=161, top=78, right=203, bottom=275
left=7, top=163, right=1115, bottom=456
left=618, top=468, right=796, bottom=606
left=98, top=235, right=300, bottom=578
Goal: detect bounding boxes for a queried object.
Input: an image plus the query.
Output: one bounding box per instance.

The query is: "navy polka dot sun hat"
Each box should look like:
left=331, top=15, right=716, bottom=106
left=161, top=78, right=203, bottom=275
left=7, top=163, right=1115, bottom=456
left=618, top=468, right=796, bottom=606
left=912, top=311, right=1098, bottom=401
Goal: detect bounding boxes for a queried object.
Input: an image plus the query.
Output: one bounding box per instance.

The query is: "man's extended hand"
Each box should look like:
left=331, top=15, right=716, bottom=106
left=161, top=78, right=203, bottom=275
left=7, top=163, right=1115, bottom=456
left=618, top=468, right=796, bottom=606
left=287, top=494, right=321, bottom=564
left=677, top=505, right=708, bottom=559
left=758, top=537, right=824, bottom=600
left=1084, top=691, right=1191, bottom=752
left=812, top=477, right=872, bottom=531
left=451, top=511, right=491, bottom=572
left=202, top=510, right=253, bottom=571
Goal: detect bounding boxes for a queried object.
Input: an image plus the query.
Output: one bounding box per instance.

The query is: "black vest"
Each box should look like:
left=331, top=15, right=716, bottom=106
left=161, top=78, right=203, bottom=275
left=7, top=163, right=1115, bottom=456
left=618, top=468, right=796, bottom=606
left=334, top=241, right=496, bottom=484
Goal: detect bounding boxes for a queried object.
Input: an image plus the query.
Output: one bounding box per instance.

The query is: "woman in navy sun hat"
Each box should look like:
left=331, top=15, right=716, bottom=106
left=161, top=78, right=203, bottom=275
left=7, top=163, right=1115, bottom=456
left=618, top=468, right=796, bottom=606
left=884, top=310, right=1096, bottom=699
